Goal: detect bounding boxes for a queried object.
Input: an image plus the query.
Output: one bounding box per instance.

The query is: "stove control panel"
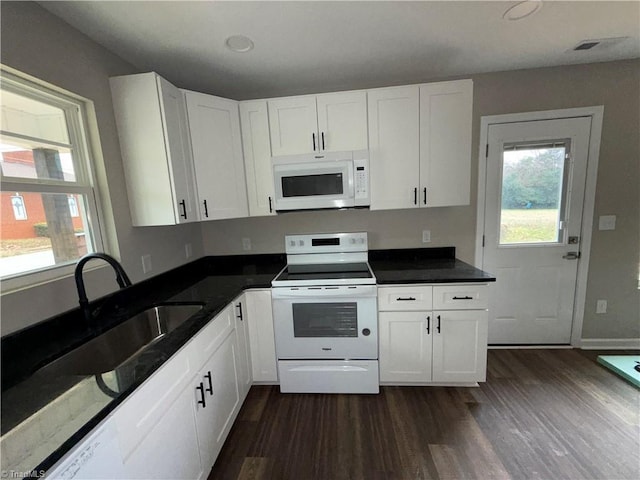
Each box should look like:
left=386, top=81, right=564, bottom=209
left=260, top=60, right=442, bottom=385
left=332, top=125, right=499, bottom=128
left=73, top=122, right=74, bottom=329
left=285, top=232, right=368, bottom=255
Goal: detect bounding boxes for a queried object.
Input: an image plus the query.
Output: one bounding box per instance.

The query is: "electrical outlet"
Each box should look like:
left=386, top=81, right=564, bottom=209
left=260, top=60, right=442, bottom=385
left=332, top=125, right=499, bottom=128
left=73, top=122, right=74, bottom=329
left=596, top=299, right=607, bottom=314
left=185, top=243, right=193, bottom=259
left=422, top=230, right=431, bottom=243
left=141, top=254, right=152, bottom=274
left=242, top=238, right=251, bottom=251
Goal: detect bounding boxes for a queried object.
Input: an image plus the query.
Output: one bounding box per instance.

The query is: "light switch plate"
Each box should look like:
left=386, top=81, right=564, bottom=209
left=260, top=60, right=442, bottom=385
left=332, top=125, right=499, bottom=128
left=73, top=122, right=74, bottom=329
left=598, top=215, right=616, bottom=230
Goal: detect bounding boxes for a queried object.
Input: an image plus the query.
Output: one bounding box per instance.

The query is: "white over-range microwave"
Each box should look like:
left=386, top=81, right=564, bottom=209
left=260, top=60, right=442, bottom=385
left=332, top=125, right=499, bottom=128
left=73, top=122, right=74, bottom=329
left=272, top=150, right=370, bottom=212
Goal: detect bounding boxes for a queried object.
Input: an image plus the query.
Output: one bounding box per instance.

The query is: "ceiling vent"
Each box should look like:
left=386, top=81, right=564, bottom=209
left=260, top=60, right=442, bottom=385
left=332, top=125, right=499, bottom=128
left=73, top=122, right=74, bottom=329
left=572, top=37, right=628, bottom=52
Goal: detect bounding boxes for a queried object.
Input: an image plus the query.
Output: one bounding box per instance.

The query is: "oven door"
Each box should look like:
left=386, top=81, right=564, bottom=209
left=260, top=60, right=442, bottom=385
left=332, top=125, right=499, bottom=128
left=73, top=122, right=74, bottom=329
left=272, top=285, right=377, bottom=360
left=273, top=159, right=354, bottom=211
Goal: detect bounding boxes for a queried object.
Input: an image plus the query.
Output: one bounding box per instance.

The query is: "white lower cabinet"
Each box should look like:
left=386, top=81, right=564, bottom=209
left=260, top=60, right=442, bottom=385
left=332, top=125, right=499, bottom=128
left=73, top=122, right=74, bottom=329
left=379, top=311, right=433, bottom=383
left=432, top=309, right=488, bottom=383
left=233, top=295, right=253, bottom=398
left=193, top=329, right=240, bottom=470
left=122, top=387, right=203, bottom=480
left=48, top=299, right=257, bottom=479
left=378, top=284, right=489, bottom=384
left=245, top=290, right=278, bottom=383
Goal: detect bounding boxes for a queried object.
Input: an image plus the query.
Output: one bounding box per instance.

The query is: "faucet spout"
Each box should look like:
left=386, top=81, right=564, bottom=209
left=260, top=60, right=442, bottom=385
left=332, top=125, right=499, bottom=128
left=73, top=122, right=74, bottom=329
left=75, top=253, right=132, bottom=323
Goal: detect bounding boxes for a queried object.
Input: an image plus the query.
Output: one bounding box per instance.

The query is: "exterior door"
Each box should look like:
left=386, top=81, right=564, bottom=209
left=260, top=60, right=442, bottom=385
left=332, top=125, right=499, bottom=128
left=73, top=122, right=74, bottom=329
left=482, top=117, right=591, bottom=344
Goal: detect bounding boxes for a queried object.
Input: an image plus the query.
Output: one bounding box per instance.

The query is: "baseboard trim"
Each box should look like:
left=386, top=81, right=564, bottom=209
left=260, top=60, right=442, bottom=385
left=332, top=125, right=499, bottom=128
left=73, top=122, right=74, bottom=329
left=488, top=345, right=572, bottom=349
left=580, top=338, right=640, bottom=350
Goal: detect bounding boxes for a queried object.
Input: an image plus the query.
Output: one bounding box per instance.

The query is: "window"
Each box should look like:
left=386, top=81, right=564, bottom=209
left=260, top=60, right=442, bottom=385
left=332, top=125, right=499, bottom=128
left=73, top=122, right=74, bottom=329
left=498, top=140, right=569, bottom=245
left=1, top=68, right=104, bottom=282
left=10, top=194, right=27, bottom=220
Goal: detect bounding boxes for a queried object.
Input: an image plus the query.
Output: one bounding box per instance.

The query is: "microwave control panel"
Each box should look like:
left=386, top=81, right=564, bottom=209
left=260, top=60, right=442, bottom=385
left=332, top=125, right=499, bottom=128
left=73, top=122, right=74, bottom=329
left=353, top=158, right=369, bottom=204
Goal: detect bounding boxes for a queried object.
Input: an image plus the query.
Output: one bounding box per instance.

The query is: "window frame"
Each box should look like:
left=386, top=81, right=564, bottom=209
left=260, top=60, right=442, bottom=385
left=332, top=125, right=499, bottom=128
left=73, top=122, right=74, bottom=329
left=0, top=67, right=106, bottom=291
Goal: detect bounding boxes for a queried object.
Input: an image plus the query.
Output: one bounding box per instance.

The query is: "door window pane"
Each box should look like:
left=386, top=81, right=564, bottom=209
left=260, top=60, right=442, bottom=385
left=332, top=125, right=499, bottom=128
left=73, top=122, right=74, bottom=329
left=499, top=144, right=567, bottom=245
left=0, top=191, right=93, bottom=277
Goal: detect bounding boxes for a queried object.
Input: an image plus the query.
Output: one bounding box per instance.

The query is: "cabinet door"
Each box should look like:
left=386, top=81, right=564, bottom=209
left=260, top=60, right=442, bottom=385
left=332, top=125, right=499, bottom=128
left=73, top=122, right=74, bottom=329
left=419, top=80, right=473, bottom=207
left=367, top=85, right=420, bottom=210
left=233, top=295, right=252, bottom=399
left=316, top=91, right=368, bottom=152
left=432, top=310, right=488, bottom=383
left=245, top=290, right=278, bottom=382
left=110, top=72, right=196, bottom=226
left=157, top=76, right=198, bottom=224
left=239, top=100, right=276, bottom=216
left=184, top=91, right=249, bottom=220
left=268, top=96, right=318, bottom=155
left=194, top=331, right=240, bottom=470
left=379, top=311, right=432, bottom=383
left=123, top=386, right=203, bottom=480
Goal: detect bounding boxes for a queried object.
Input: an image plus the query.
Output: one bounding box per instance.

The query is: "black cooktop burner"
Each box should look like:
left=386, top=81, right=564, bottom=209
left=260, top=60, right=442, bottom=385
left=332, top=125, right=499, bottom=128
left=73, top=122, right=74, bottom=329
left=274, top=262, right=373, bottom=282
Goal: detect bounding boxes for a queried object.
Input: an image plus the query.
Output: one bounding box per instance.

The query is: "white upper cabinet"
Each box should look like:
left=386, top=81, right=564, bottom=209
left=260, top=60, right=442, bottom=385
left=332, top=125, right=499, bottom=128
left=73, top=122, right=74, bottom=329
left=239, top=100, right=276, bottom=216
left=110, top=72, right=198, bottom=226
left=184, top=90, right=249, bottom=221
left=315, top=91, right=368, bottom=152
left=367, top=85, right=420, bottom=210
left=268, top=90, right=368, bottom=156
left=368, top=80, right=473, bottom=211
left=419, top=80, right=473, bottom=207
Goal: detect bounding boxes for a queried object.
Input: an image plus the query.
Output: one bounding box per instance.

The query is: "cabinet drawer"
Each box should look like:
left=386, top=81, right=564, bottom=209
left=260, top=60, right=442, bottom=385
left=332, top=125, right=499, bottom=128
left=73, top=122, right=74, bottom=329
left=433, top=285, right=488, bottom=310
left=378, top=286, right=433, bottom=311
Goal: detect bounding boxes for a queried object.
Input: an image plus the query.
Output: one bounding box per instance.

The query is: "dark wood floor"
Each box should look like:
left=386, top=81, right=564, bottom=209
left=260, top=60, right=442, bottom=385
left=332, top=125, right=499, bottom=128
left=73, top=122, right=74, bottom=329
left=209, top=350, right=640, bottom=480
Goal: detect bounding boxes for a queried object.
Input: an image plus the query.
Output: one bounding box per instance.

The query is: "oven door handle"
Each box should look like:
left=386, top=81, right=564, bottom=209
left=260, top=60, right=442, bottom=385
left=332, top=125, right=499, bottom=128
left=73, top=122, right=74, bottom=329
left=287, top=365, right=370, bottom=373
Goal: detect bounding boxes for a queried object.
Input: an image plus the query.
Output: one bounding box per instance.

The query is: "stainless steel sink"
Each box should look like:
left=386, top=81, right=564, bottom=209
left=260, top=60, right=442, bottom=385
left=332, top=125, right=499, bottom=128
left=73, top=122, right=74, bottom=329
left=39, top=304, right=204, bottom=376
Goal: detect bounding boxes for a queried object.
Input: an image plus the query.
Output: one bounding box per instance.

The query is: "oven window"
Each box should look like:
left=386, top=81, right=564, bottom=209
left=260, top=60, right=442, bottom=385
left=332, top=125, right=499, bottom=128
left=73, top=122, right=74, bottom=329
left=281, top=173, right=343, bottom=197
left=292, top=303, right=357, bottom=337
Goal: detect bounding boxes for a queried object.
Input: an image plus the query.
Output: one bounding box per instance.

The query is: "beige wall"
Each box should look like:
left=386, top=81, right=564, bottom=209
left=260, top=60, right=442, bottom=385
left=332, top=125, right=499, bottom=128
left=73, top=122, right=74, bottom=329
left=201, top=60, right=640, bottom=341
left=0, top=2, right=205, bottom=335
left=1, top=2, right=637, bottom=341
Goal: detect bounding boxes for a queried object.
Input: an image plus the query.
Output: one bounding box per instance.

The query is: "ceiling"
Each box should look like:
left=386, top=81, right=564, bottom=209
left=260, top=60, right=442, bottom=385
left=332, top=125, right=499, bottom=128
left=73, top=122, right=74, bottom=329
left=38, top=1, right=640, bottom=100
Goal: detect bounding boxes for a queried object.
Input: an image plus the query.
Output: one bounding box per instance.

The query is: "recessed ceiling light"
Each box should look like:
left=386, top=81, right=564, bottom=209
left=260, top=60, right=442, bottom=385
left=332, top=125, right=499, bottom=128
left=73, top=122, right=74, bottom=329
left=503, top=0, right=543, bottom=21
left=225, top=35, right=254, bottom=53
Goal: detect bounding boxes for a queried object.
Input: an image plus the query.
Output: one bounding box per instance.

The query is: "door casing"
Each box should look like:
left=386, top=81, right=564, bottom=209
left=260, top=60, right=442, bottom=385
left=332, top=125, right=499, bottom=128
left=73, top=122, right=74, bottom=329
left=476, top=107, right=604, bottom=347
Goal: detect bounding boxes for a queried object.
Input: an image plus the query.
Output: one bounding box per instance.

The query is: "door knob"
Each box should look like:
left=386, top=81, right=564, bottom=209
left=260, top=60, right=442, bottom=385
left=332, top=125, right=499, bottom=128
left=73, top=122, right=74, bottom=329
left=562, top=251, right=581, bottom=260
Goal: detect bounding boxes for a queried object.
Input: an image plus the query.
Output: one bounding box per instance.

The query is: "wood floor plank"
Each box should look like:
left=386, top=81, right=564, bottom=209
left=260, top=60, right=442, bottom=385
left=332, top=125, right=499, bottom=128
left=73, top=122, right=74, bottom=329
left=209, top=350, right=640, bottom=480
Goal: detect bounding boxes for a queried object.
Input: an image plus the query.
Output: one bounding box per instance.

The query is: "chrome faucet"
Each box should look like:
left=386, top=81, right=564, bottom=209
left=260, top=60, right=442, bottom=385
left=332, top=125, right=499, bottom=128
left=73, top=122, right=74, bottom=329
left=75, top=253, right=132, bottom=323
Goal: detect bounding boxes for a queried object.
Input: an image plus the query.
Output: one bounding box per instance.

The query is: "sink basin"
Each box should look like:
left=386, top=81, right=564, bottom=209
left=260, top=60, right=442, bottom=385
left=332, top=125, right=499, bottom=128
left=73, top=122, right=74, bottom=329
left=39, top=304, right=204, bottom=376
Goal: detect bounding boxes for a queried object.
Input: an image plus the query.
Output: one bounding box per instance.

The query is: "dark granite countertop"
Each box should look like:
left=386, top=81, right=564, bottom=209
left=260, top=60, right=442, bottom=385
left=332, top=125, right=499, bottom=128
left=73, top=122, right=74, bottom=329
left=0, top=248, right=492, bottom=475
left=369, top=247, right=496, bottom=284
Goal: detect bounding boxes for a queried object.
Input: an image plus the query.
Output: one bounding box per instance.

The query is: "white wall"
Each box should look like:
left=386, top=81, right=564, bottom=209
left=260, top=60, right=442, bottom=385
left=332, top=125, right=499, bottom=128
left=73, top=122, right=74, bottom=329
left=0, top=2, right=205, bottom=335
left=201, top=60, right=640, bottom=341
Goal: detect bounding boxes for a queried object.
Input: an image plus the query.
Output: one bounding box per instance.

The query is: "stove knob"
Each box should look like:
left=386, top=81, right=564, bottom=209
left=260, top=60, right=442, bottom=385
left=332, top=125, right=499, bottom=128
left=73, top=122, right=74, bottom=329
left=362, top=328, right=371, bottom=336
left=349, top=238, right=356, bottom=244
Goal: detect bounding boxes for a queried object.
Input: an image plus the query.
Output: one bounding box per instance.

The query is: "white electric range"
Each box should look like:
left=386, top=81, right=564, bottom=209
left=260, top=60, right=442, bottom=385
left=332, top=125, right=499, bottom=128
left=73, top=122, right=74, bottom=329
left=271, top=232, right=379, bottom=394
